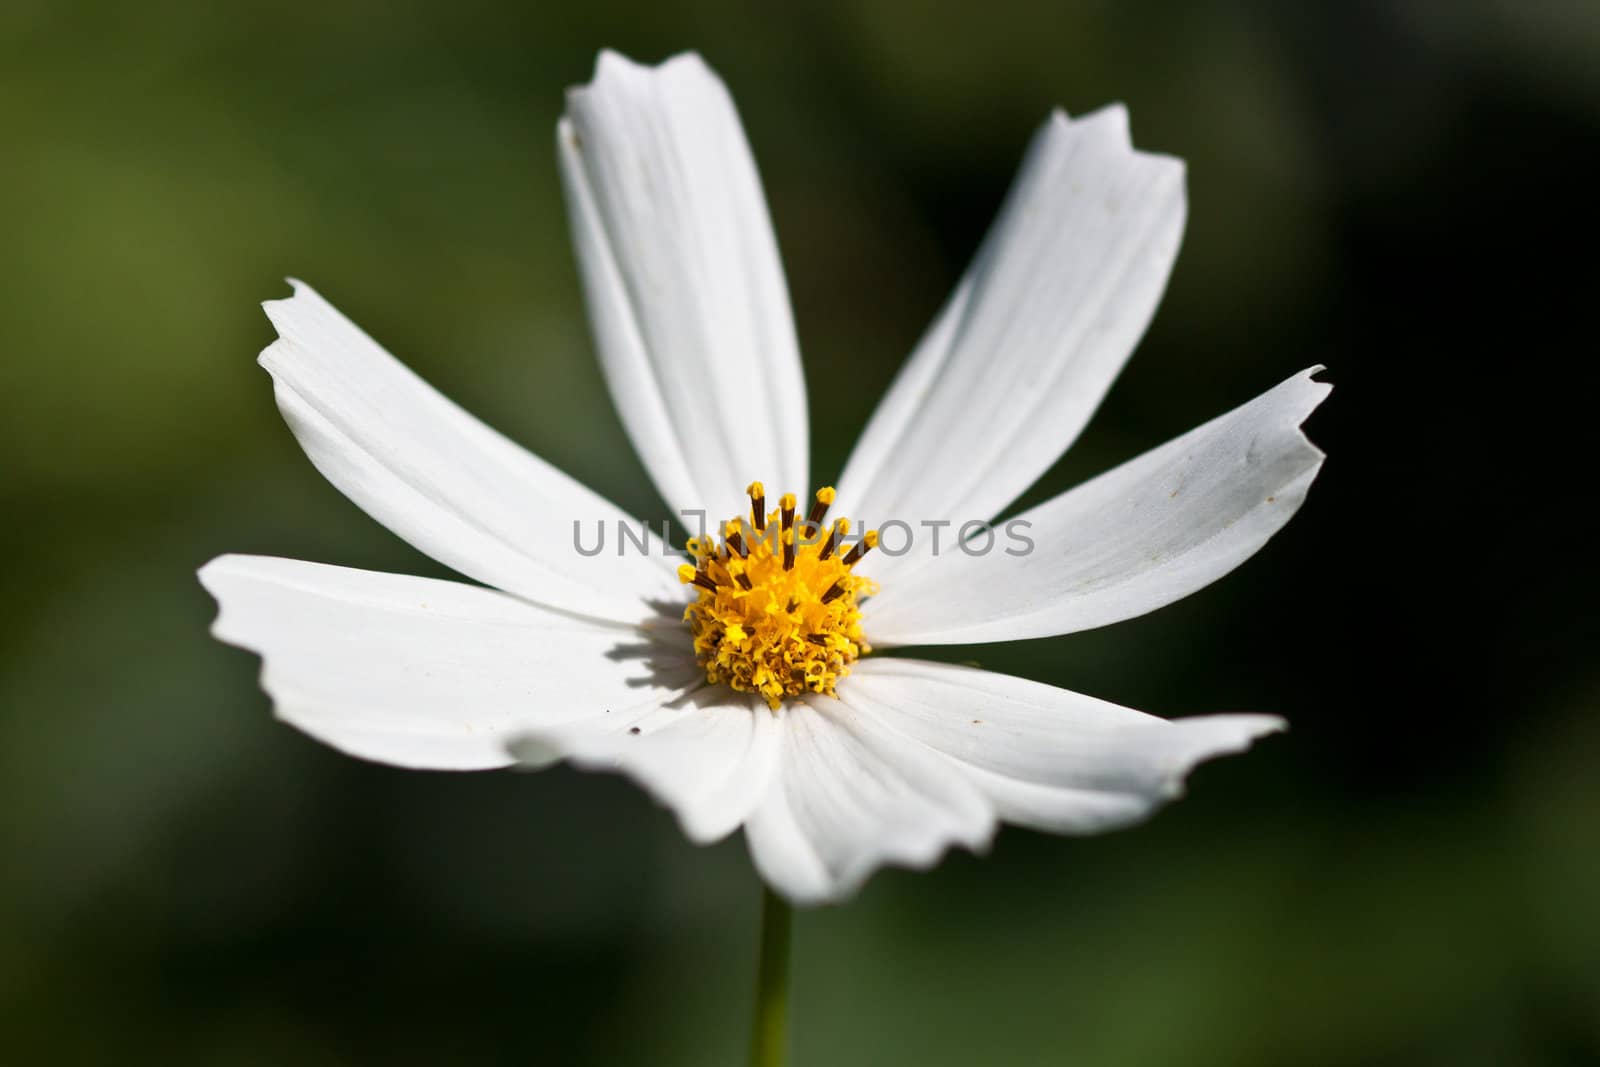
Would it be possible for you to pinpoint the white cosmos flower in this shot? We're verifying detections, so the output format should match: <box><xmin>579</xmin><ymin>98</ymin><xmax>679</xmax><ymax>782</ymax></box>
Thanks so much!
<box><xmin>199</xmin><ymin>50</ymin><xmax>1329</xmax><ymax>906</ymax></box>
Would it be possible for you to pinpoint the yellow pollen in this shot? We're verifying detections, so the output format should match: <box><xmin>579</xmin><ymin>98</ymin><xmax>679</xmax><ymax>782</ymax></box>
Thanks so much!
<box><xmin>678</xmin><ymin>483</ymin><xmax>878</xmax><ymax>710</ymax></box>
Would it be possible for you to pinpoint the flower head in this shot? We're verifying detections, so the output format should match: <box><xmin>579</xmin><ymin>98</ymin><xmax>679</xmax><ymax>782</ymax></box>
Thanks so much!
<box><xmin>679</xmin><ymin>484</ymin><xmax>880</xmax><ymax>708</ymax></box>
<box><xmin>200</xmin><ymin>50</ymin><xmax>1329</xmax><ymax>905</ymax></box>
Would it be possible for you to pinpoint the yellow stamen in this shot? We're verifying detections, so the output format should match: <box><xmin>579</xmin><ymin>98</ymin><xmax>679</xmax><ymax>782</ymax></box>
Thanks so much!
<box><xmin>723</xmin><ymin>519</ymin><xmax>749</xmax><ymax>559</ymax></box>
<box><xmin>804</xmin><ymin>486</ymin><xmax>835</xmax><ymax>539</ymax></box>
<box><xmin>817</xmin><ymin>517</ymin><xmax>849</xmax><ymax>562</ymax></box>
<box><xmin>681</xmin><ymin>483</ymin><xmax>879</xmax><ymax>710</ymax></box>
<box><xmin>779</xmin><ymin>494</ymin><xmax>797</xmax><ymax>570</ymax></box>
<box><xmin>841</xmin><ymin>529</ymin><xmax>879</xmax><ymax>567</ymax></box>
<box><xmin>747</xmin><ymin>481</ymin><xmax>766</xmax><ymax>529</ymax></box>
<box><xmin>676</xmin><ymin>563</ymin><xmax>718</xmax><ymax>593</ymax></box>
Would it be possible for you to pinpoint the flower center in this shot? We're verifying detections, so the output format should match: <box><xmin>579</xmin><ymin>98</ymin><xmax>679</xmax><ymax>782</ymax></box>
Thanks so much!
<box><xmin>677</xmin><ymin>482</ymin><xmax>880</xmax><ymax>709</ymax></box>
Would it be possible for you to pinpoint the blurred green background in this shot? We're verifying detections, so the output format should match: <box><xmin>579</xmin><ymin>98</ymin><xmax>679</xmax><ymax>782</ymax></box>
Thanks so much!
<box><xmin>3</xmin><ymin>1</ymin><xmax>1597</xmax><ymax>1063</ymax></box>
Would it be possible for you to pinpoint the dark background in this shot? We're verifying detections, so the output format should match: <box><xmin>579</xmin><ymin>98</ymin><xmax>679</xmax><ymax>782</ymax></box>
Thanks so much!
<box><xmin>2</xmin><ymin>1</ymin><xmax>1596</xmax><ymax>1063</ymax></box>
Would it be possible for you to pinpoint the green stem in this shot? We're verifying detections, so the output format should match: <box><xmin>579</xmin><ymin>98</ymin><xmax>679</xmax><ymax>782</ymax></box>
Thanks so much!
<box><xmin>749</xmin><ymin>884</ymin><xmax>792</xmax><ymax>1067</ymax></box>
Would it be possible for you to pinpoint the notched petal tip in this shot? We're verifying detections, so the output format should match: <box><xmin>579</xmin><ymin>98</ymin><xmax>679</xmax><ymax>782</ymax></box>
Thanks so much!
<box><xmin>261</xmin><ymin>277</ymin><xmax>310</xmax><ymax>314</ymax></box>
<box><xmin>823</xmin><ymin>825</ymin><xmax>996</xmax><ymax>907</ymax></box>
<box><xmin>1298</xmin><ymin>363</ymin><xmax>1334</xmax><ymax>395</ymax></box>
<box><xmin>1079</xmin><ymin>101</ymin><xmax>1131</xmax><ymax>145</ymax></box>
<box><xmin>196</xmin><ymin>553</ymin><xmax>244</xmax><ymax>638</ymax></box>
<box><xmin>581</xmin><ymin>48</ymin><xmax>645</xmax><ymax>94</ymax></box>
<box><xmin>259</xmin><ymin>278</ymin><xmax>327</xmax><ymax>348</ymax></box>
<box><xmin>1157</xmin><ymin>713</ymin><xmax>1288</xmax><ymax>800</ymax></box>
<box><xmin>196</xmin><ymin>554</ymin><xmax>292</xmax><ymax>647</ymax></box>
<box><xmin>506</xmin><ymin>695</ymin><xmax>774</xmax><ymax>850</ymax></box>
<box><xmin>571</xmin><ymin>48</ymin><xmax>713</xmax><ymax>102</ymax></box>
<box><xmin>773</xmin><ymin>819</ymin><xmax>996</xmax><ymax>909</ymax></box>
<box><xmin>195</xmin><ymin>552</ymin><xmax>231</xmax><ymax>588</ymax></box>
<box><xmin>1043</xmin><ymin>101</ymin><xmax>1184</xmax><ymax>173</ymax></box>
<box><xmin>1285</xmin><ymin>365</ymin><xmax>1335</xmax><ymax>463</ymax></box>
<box><xmin>1205</xmin><ymin>712</ymin><xmax>1289</xmax><ymax>747</ymax></box>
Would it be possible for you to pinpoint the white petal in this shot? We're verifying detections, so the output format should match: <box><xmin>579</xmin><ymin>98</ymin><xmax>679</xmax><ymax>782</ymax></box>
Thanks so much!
<box><xmin>261</xmin><ymin>280</ymin><xmax>680</xmax><ymax>625</ymax></box>
<box><xmin>865</xmin><ymin>368</ymin><xmax>1329</xmax><ymax>646</ymax></box>
<box><xmin>846</xmin><ymin>658</ymin><xmax>1283</xmax><ymax>834</ymax></box>
<box><xmin>836</xmin><ymin>106</ymin><xmax>1185</xmax><ymax>586</ymax></box>
<box><xmin>199</xmin><ymin>555</ymin><xmax>699</xmax><ymax>770</ymax></box>
<box><xmin>508</xmin><ymin>689</ymin><xmax>780</xmax><ymax>845</ymax></box>
<box><xmin>744</xmin><ymin>699</ymin><xmax>994</xmax><ymax>905</ymax></box>
<box><xmin>560</xmin><ymin>51</ymin><xmax>807</xmax><ymax>525</ymax></box>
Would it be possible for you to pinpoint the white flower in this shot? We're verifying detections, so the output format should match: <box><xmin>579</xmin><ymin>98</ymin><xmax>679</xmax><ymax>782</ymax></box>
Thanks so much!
<box><xmin>199</xmin><ymin>50</ymin><xmax>1329</xmax><ymax>906</ymax></box>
